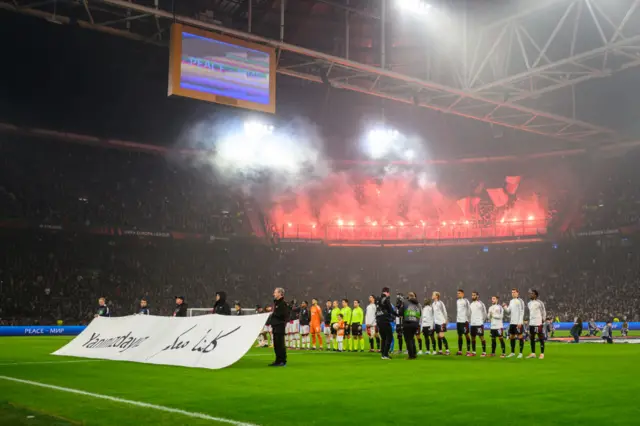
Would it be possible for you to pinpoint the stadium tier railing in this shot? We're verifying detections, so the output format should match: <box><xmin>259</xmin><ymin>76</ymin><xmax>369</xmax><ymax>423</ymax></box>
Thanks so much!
<box><xmin>277</xmin><ymin>219</ymin><xmax>548</xmax><ymax>243</ymax></box>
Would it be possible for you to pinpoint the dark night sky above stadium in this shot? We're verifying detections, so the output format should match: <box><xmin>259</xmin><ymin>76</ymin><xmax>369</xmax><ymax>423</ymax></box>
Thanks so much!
<box><xmin>2</xmin><ymin>9</ymin><xmax>640</xmax><ymax>161</ymax></box>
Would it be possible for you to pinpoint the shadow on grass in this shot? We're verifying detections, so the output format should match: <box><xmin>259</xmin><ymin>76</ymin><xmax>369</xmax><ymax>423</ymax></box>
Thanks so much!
<box><xmin>0</xmin><ymin>402</ymin><xmax>82</xmax><ymax>426</ymax></box>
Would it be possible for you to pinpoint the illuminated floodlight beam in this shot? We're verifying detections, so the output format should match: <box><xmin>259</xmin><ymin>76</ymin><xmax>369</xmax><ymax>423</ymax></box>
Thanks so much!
<box><xmin>396</xmin><ymin>0</ymin><xmax>432</xmax><ymax>15</ymax></box>
<box><xmin>243</xmin><ymin>121</ymin><xmax>274</xmax><ymax>139</ymax></box>
<box><xmin>365</xmin><ymin>128</ymin><xmax>400</xmax><ymax>159</ymax></box>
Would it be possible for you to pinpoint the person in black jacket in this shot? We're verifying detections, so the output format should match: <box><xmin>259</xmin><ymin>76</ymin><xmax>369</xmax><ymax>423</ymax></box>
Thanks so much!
<box><xmin>570</xmin><ymin>317</ymin><xmax>583</xmax><ymax>343</ymax></box>
<box><xmin>213</xmin><ymin>291</ymin><xmax>231</xmax><ymax>315</ymax></box>
<box><xmin>376</xmin><ymin>287</ymin><xmax>396</xmax><ymax>359</ymax></box>
<box><xmin>299</xmin><ymin>301</ymin><xmax>310</xmax><ymax>350</ymax></box>
<box><xmin>395</xmin><ymin>293</ymin><xmax>405</xmax><ymax>354</ymax></box>
<box><xmin>269</xmin><ymin>287</ymin><xmax>289</xmax><ymax>366</ymax></box>
<box><xmin>173</xmin><ymin>296</ymin><xmax>188</xmax><ymax>317</ymax></box>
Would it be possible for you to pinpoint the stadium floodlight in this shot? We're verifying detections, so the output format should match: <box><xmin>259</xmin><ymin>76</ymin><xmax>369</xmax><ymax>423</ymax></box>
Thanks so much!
<box><xmin>397</xmin><ymin>0</ymin><xmax>432</xmax><ymax>16</ymax></box>
<box><xmin>404</xmin><ymin>149</ymin><xmax>415</xmax><ymax>161</ymax></box>
<box><xmin>243</xmin><ymin>120</ymin><xmax>274</xmax><ymax>139</ymax></box>
<box><xmin>365</xmin><ymin>127</ymin><xmax>400</xmax><ymax>159</ymax></box>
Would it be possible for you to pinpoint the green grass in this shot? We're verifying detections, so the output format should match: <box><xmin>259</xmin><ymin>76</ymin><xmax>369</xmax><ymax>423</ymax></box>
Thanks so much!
<box><xmin>0</xmin><ymin>403</ymin><xmax>77</xmax><ymax>426</ymax></box>
<box><xmin>1</xmin><ymin>334</ymin><xmax>639</xmax><ymax>425</ymax></box>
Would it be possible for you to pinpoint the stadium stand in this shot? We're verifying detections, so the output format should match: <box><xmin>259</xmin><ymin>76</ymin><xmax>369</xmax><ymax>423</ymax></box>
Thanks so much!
<box><xmin>1</xmin><ymin>133</ymin><xmax>639</xmax><ymax>327</ymax></box>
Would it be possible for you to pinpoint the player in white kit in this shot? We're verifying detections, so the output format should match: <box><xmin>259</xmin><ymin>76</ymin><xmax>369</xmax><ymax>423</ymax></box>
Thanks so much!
<box><xmin>503</xmin><ymin>288</ymin><xmax>526</xmax><ymax>358</ymax></box>
<box><xmin>365</xmin><ymin>295</ymin><xmax>380</xmax><ymax>352</ymax></box>
<box><xmin>469</xmin><ymin>291</ymin><xmax>487</xmax><ymax>357</ymax></box>
<box><xmin>432</xmin><ymin>291</ymin><xmax>450</xmax><ymax>355</ymax></box>
<box><xmin>488</xmin><ymin>296</ymin><xmax>506</xmax><ymax>358</ymax></box>
<box><xmin>455</xmin><ymin>289</ymin><xmax>472</xmax><ymax>355</ymax></box>
<box><xmin>421</xmin><ymin>298</ymin><xmax>436</xmax><ymax>355</ymax></box>
<box><xmin>527</xmin><ymin>289</ymin><xmax>547</xmax><ymax>359</ymax></box>
<box><xmin>263</xmin><ymin>306</ymin><xmax>273</xmax><ymax>347</ymax></box>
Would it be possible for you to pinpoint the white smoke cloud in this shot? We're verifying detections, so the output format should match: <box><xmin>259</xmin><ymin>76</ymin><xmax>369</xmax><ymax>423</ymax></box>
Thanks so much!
<box><xmin>175</xmin><ymin>116</ymin><xmax>439</xmax><ymax>226</ymax></box>
<box><xmin>176</xmin><ymin>116</ymin><xmax>330</xmax><ymax>204</ymax></box>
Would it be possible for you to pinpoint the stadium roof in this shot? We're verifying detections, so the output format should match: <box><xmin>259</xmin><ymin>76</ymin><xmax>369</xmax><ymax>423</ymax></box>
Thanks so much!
<box><xmin>2</xmin><ymin>0</ymin><xmax>640</xmax><ymax>157</ymax></box>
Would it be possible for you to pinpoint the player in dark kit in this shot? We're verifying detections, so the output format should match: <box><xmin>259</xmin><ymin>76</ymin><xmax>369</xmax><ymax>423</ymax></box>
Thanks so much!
<box><xmin>298</xmin><ymin>301</ymin><xmax>311</xmax><ymax>350</ymax></box>
<box><xmin>95</xmin><ymin>297</ymin><xmax>110</xmax><ymax>318</ymax></box>
<box><xmin>323</xmin><ymin>300</ymin><xmax>333</xmax><ymax>351</ymax></box>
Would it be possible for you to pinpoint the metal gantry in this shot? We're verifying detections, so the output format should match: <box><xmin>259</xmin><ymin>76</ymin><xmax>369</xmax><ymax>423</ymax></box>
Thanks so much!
<box><xmin>464</xmin><ymin>0</ymin><xmax>640</xmax><ymax>102</ymax></box>
<box><xmin>2</xmin><ymin>0</ymin><xmax>639</xmax><ymax>145</ymax></box>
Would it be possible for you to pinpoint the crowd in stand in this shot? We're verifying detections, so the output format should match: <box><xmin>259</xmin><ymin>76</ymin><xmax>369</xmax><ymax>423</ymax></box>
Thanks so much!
<box><xmin>0</xmin><ymin>232</ymin><xmax>272</xmax><ymax>324</ymax></box>
<box><xmin>0</xmin><ymin>135</ymin><xmax>639</xmax><ymax>326</ymax></box>
<box><xmin>0</xmin><ymin>135</ymin><xmax>250</xmax><ymax>236</ymax></box>
<box><xmin>1</xmin><ymin>231</ymin><xmax>638</xmax><ymax>326</ymax></box>
<box><xmin>577</xmin><ymin>152</ymin><xmax>640</xmax><ymax>231</ymax></box>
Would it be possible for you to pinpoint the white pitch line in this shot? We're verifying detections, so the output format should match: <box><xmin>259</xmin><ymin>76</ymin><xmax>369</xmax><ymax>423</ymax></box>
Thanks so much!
<box><xmin>0</xmin><ymin>375</ymin><xmax>260</xmax><ymax>426</ymax></box>
<box><xmin>0</xmin><ymin>360</ymin><xmax>102</xmax><ymax>367</ymax></box>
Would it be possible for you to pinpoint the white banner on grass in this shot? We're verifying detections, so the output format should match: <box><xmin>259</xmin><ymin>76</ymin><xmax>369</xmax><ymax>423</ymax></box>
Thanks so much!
<box><xmin>52</xmin><ymin>313</ymin><xmax>270</xmax><ymax>369</ymax></box>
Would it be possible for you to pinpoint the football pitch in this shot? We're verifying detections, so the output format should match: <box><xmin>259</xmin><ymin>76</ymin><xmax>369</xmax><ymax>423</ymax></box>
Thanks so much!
<box><xmin>1</xmin><ymin>335</ymin><xmax>639</xmax><ymax>426</ymax></box>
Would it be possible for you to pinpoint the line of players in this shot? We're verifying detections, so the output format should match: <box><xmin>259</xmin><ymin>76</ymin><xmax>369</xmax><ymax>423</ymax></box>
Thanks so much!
<box><xmin>258</xmin><ymin>288</ymin><xmax>548</xmax><ymax>359</ymax></box>
<box><xmin>258</xmin><ymin>298</ymin><xmax>371</xmax><ymax>352</ymax></box>
<box><xmin>445</xmin><ymin>288</ymin><xmax>548</xmax><ymax>359</ymax></box>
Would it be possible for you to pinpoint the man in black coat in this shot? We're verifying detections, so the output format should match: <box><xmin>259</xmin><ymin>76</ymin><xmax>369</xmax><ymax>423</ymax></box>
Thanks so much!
<box><xmin>173</xmin><ymin>296</ymin><xmax>188</xmax><ymax>317</ymax></box>
<box><xmin>269</xmin><ymin>287</ymin><xmax>289</xmax><ymax>366</ymax></box>
<box><xmin>375</xmin><ymin>287</ymin><xmax>396</xmax><ymax>359</ymax></box>
<box><xmin>213</xmin><ymin>291</ymin><xmax>231</xmax><ymax>315</ymax></box>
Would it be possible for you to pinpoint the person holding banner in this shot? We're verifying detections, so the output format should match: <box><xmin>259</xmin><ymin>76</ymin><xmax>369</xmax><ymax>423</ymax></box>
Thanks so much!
<box><xmin>269</xmin><ymin>287</ymin><xmax>289</xmax><ymax>367</ymax></box>
<box><xmin>213</xmin><ymin>292</ymin><xmax>231</xmax><ymax>315</ymax></box>
<box><xmin>137</xmin><ymin>298</ymin><xmax>150</xmax><ymax>315</ymax></box>
<box><xmin>173</xmin><ymin>296</ymin><xmax>187</xmax><ymax>317</ymax></box>
<box><xmin>95</xmin><ymin>297</ymin><xmax>110</xmax><ymax>318</ymax></box>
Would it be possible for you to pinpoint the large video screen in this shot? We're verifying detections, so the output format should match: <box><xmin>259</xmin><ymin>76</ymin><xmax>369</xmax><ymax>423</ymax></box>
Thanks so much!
<box><xmin>168</xmin><ymin>24</ymin><xmax>276</xmax><ymax>114</ymax></box>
